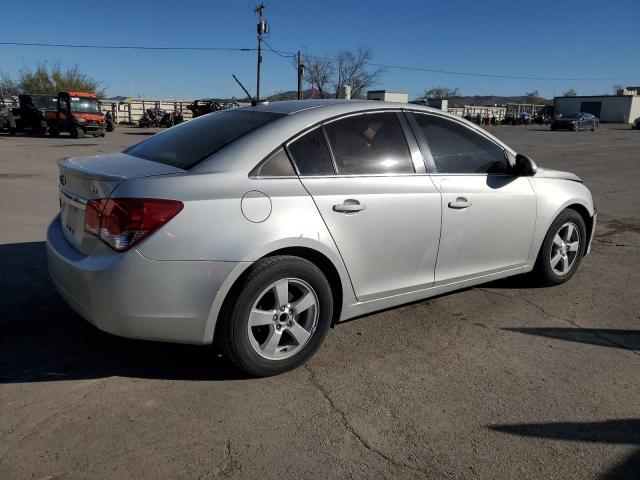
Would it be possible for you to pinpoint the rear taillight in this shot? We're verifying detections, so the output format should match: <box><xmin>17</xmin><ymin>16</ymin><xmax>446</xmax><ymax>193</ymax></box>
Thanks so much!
<box><xmin>84</xmin><ymin>198</ymin><xmax>183</xmax><ymax>252</ymax></box>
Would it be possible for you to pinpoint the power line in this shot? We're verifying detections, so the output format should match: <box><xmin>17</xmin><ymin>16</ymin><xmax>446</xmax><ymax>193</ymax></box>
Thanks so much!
<box><xmin>0</xmin><ymin>41</ymin><xmax>256</xmax><ymax>52</ymax></box>
<box><xmin>363</xmin><ymin>61</ymin><xmax>638</xmax><ymax>82</ymax></box>
<box><xmin>262</xmin><ymin>40</ymin><xmax>296</xmax><ymax>58</ymax></box>
<box><xmin>1</xmin><ymin>41</ymin><xmax>637</xmax><ymax>82</ymax></box>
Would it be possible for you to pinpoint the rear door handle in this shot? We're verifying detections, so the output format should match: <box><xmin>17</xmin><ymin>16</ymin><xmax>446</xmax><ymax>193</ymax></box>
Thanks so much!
<box><xmin>448</xmin><ymin>197</ymin><xmax>472</xmax><ymax>209</ymax></box>
<box><xmin>333</xmin><ymin>199</ymin><xmax>366</xmax><ymax>213</ymax></box>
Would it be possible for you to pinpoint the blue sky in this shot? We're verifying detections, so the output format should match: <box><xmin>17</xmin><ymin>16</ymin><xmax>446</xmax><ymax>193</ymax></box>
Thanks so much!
<box><xmin>1</xmin><ymin>0</ymin><xmax>639</xmax><ymax>99</ymax></box>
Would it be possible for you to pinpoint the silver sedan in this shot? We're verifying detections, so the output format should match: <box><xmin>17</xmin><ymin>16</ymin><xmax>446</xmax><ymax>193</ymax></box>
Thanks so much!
<box><xmin>47</xmin><ymin>100</ymin><xmax>596</xmax><ymax>376</ymax></box>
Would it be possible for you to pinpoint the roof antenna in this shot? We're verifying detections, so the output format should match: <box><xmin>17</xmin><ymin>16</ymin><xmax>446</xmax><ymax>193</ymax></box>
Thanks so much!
<box><xmin>233</xmin><ymin>74</ymin><xmax>257</xmax><ymax>106</ymax></box>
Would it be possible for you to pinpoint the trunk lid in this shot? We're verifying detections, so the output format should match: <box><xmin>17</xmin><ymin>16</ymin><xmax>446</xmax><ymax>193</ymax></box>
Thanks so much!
<box><xmin>57</xmin><ymin>152</ymin><xmax>183</xmax><ymax>254</ymax></box>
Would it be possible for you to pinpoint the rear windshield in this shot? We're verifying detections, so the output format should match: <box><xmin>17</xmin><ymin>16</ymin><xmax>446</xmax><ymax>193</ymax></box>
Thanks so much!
<box><xmin>560</xmin><ymin>113</ymin><xmax>580</xmax><ymax>119</ymax></box>
<box><xmin>124</xmin><ymin>109</ymin><xmax>284</xmax><ymax>169</ymax></box>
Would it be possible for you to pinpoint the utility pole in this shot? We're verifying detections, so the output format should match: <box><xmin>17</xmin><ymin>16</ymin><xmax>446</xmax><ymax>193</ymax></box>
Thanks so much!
<box><xmin>297</xmin><ymin>51</ymin><xmax>304</xmax><ymax>100</ymax></box>
<box><xmin>255</xmin><ymin>3</ymin><xmax>268</xmax><ymax>103</ymax></box>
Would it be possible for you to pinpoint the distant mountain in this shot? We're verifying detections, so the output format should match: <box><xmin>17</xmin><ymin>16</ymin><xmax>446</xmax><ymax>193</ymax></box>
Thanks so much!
<box><xmin>265</xmin><ymin>89</ymin><xmax>336</xmax><ymax>101</ymax></box>
<box><xmin>264</xmin><ymin>91</ymin><xmax>553</xmax><ymax>106</ymax></box>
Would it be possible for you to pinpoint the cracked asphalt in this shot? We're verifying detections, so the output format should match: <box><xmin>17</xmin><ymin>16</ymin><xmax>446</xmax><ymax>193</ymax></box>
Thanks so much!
<box><xmin>1</xmin><ymin>124</ymin><xmax>639</xmax><ymax>479</ymax></box>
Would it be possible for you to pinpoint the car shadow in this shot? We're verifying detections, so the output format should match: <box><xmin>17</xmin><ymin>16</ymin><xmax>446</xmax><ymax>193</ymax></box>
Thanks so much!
<box><xmin>502</xmin><ymin>327</ymin><xmax>640</xmax><ymax>351</ymax></box>
<box><xmin>123</xmin><ymin>131</ymin><xmax>157</xmax><ymax>136</ymax></box>
<box><xmin>489</xmin><ymin>419</ymin><xmax>640</xmax><ymax>480</ymax></box>
<box><xmin>0</xmin><ymin>241</ymin><xmax>249</xmax><ymax>384</ymax></box>
<box><xmin>482</xmin><ymin>274</ymin><xmax>547</xmax><ymax>289</ymax></box>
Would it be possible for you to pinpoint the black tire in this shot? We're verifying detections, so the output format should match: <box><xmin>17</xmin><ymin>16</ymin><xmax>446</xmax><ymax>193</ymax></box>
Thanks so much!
<box><xmin>70</xmin><ymin>127</ymin><xmax>84</xmax><ymax>139</ymax></box>
<box><xmin>218</xmin><ymin>255</ymin><xmax>333</xmax><ymax>377</ymax></box>
<box><xmin>49</xmin><ymin>127</ymin><xmax>59</xmax><ymax>137</ymax></box>
<box><xmin>573</xmin><ymin>122</ymin><xmax>580</xmax><ymax>131</ymax></box>
<box><xmin>8</xmin><ymin>127</ymin><xmax>17</xmax><ymax>136</ymax></box>
<box><xmin>591</xmin><ymin>122</ymin><xmax>598</xmax><ymax>131</ymax></box>
<box><xmin>532</xmin><ymin>209</ymin><xmax>587</xmax><ymax>286</ymax></box>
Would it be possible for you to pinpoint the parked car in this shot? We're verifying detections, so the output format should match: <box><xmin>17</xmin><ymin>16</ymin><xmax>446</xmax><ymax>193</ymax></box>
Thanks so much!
<box><xmin>0</xmin><ymin>106</ymin><xmax>12</xmax><ymax>131</ymax></box>
<box><xmin>6</xmin><ymin>94</ymin><xmax>56</xmax><ymax>135</ymax></box>
<box><xmin>187</xmin><ymin>98</ymin><xmax>239</xmax><ymax>118</ymax></box>
<box><xmin>551</xmin><ymin>112</ymin><xmax>599</xmax><ymax>131</ymax></box>
<box><xmin>46</xmin><ymin>92</ymin><xmax>106</xmax><ymax>138</ymax></box>
<box><xmin>632</xmin><ymin>117</ymin><xmax>640</xmax><ymax>130</ymax></box>
<box><xmin>47</xmin><ymin>100</ymin><xmax>596</xmax><ymax>376</ymax></box>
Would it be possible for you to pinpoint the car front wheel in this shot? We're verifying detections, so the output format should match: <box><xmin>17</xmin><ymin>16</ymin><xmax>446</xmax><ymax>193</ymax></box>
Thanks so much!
<box><xmin>218</xmin><ymin>256</ymin><xmax>333</xmax><ymax>377</ymax></box>
<box><xmin>533</xmin><ymin>209</ymin><xmax>587</xmax><ymax>285</ymax></box>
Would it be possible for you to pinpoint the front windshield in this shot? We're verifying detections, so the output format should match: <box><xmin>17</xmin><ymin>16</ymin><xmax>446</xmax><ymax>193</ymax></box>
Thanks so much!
<box><xmin>70</xmin><ymin>97</ymin><xmax>101</xmax><ymax>114</ymax></box>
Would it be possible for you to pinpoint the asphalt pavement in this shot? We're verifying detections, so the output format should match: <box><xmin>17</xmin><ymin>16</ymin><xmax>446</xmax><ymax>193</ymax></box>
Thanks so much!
<box><xmin>1</xmin><ymin>124</ymin><xmax>638</xmax><ymax>479</ymax></box>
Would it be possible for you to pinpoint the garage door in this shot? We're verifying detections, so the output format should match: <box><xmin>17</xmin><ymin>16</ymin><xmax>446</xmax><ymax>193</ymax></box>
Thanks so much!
<box><xmin>581</xmin><ymin>101</ymin><xmax>602</xmax><ymax>117</ymax></box>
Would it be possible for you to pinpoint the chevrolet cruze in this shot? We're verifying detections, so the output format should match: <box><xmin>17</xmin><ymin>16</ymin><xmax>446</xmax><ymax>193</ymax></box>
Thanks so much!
<box><xmin>47</xmin><ymin>100</ymin><xmax>596</xmax><ymax>376</ymax></box>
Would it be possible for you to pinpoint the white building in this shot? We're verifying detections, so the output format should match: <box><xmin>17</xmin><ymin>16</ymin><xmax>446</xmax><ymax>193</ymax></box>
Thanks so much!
<box><xmin>367</xmin><ymin>90</ymin><xmax>409</xmax><ymax>103</ymax></box>
<box><xmin>554</xmin><ymin>90</ymin><xmax>640</xmax><ymax>123</ymax></box>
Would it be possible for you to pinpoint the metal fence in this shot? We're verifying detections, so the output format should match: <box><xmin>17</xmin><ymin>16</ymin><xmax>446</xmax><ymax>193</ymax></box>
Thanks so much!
<box><xmin>99</xmin><ymin>99</ymin><xmax>194</xmax><ymax>124</ymax></box>
<box><xmin>447</xmin><ymin>105</ymin><xmax>507</xmax><ymax>121</ymax></box>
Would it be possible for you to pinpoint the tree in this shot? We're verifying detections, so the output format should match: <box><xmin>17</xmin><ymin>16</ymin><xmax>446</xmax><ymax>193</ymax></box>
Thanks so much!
<box><xmin>421</xmin><ymin>86</ymin><xmax>460</xmax><ymax>99</ymax></box>
<box><xmin>525</xmin><ymin>90</ymin><xmax>542</xmax><ymax>104</ymax></box>
<box><xmin>563</xmin><ymin>88</ymin><xmax>577</xmax><ymax>97</ymax></box>
<box><xmin>301</xmin><ymin>46</ymin><xmax>384</xmax><ymax>99</ymax></box>
<box><xmin>333</xmin><ymin>47</ymin><xmax>385</xmax><ymax>99</ymax></box>
<box><xmin>613</xmin><ymin>84</ymin><xmax>624</xmax><ymax>95</ymax></box>
<box><xmin>0</xmin><ymin>71</ymin><xmax>19</xmax><ymax>97</ymax></box>
<box><xmin>17</xmin><ymin>62</ymin><xmax>105</xmax><ymax>97</ymax></box>
<box><xmin>301</xmin><ymin>51</ymin><xmax>334</xmax><ymax>99</ymax></box>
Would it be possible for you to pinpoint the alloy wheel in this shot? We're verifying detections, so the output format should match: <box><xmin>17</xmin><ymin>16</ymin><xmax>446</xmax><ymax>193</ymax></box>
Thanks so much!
<box><xmin>247</xmin><ymin>278</ymin><xmax>319</xmax><ymax>360</ymax></box>
<box><xmin>550</xmin><ymin>222</ymin><xmax>581</xmax><ymax>275</ymax></box>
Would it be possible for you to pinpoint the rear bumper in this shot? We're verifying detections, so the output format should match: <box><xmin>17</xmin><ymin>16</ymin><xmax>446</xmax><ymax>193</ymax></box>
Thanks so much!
<box><xmin>46</xmin><ymin>215</ymin><xmax>238</xmax><ymax>344</ymax></box>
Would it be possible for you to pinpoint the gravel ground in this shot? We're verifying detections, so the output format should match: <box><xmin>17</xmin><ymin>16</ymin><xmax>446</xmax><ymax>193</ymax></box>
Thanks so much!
<box><xmin>1</xmin><ymin>124</ymin><xmax>639</xmax><ymax>479</ymax></box>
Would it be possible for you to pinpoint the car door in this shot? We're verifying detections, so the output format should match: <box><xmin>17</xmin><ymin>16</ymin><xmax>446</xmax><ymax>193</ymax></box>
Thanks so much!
<box><xmin>408</xmin><ymin>112</ymin><xmax>536</xmax><ymax>284</ymax></box>
<box><xmin>286</xmin><ymin>111</ymin><xmax>442</xmax><ymax>302</ymax></box>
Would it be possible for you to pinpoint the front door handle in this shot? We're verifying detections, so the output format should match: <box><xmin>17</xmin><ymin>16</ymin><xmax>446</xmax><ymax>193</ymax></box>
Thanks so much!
<box><xmin>448</xmin><ymin>197</ymin><xmax>472</xmax><ymax>209</ymax></box>
<box><xmin>333</xmin><ymin>199</ymin><xmax>366</xmax><ymax>213</ymax></box>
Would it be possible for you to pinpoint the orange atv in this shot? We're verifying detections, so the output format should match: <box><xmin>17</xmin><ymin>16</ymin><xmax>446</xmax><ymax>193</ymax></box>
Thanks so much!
<box><xmin>46</xmin><ymin>92</ymin><xmax>106</xmax><ymax>138</ymax></box>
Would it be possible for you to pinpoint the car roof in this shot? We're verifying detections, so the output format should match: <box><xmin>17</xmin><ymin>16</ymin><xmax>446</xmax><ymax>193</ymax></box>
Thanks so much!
<box><xmin>246</xmin><ymin>98</ymin><xmax>439</xmax><ymax>115</ymax></box>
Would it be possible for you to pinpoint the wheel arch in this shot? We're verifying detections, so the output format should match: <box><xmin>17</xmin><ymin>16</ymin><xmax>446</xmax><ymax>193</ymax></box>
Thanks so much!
<box><xmin>203</xmin><ymin>244</ymin><xmax>351</xmax><ymax>344</ymax></box>
<box><xmin>565</xmin><ymin>202</ymin><xmax>594</xmax><ymax>244</ymax></box>
<box><xmin>530</xmin><ymin>198</ymin><xmax>595</xmax><ymax>266</ymax></box>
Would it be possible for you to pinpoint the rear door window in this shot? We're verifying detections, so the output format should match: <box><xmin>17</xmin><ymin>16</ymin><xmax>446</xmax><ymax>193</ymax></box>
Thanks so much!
<box><xmin>250</xmin><ymin>148</ymin><xmax>296</xmax><ymax>177</ymax></box>
<box><xmin>323</xmin><ymin>112</ymin><xmax>414</xmax><ymax>175</ymax></box>
<box><xmin>124</xmin><ymin>109</ymin><xmax>283</xmax><ymax>169</ymax></box>
<box><xmin>286</xmin><ymin>128</ymin><xmax>335</xmax><ymax>176</ymax></box>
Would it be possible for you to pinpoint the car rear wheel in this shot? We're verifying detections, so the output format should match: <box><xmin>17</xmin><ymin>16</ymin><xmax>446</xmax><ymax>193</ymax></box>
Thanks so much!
<box><xmin>218</xmin><ymin>256</ymin><xmax>333</xmax><ymax>377</ymax></box>
<box><xmin>573</xmin><ymin>122</ymin><xmax>580</xmax><ymax>131</ymax></box>
<box><xmin>533</xmin><ymin>209</ymin><xmax>586</xmax><ymax>286</ymax></box>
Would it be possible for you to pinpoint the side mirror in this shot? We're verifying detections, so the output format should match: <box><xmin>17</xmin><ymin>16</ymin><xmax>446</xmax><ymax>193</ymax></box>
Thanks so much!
<box><xmin>514</xmin><ymin>154</ymin><xmax>538</xmax><ymax>176</ymax></box>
